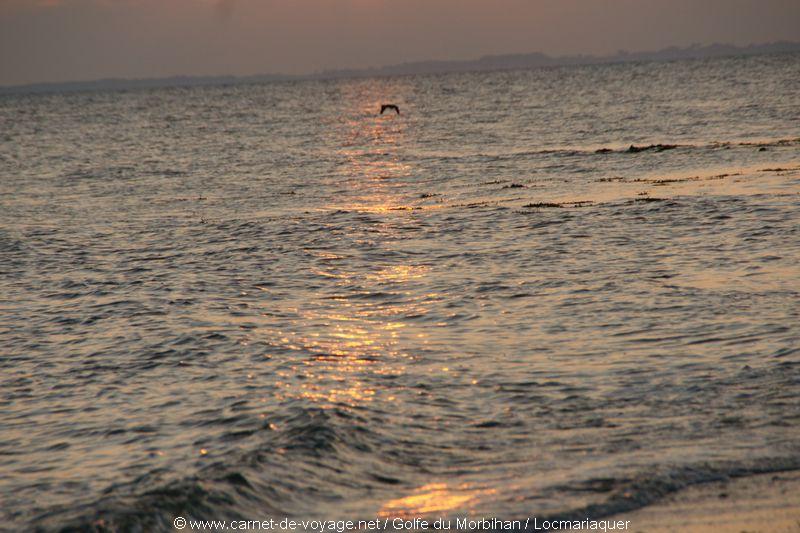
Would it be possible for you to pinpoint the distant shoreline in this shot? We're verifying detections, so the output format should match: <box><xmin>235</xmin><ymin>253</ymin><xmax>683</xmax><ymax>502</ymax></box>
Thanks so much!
<box><xmin>2</xmin><ymin>41</ymin><xmax>799</xmax><ymax>96</ymax></box>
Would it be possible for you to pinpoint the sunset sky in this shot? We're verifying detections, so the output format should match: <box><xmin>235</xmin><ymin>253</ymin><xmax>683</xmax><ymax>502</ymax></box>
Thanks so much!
<box><xmin>1</xmin><ymin>0</ymin><xmax>799</xmax><ymax>86</ymax></box>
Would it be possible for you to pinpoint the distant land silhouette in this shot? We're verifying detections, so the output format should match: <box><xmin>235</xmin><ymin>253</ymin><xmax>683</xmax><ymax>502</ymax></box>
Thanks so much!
<box><xmin>2</xmin><ymin>41</ymin><xmax>799</xmax><ymax>95</ymax></box>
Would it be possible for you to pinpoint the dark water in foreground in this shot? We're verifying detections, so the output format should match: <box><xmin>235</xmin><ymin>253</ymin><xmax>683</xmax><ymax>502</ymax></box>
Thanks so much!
<box><xmin>1</xmin><ymin>53</ymin><xmax>800</xmax><ymax>531</ymax></box>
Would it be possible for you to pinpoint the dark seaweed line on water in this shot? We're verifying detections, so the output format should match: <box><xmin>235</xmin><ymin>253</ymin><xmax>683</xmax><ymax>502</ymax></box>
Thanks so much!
<box><xmin>423</xmin><ymin>165</ymin><xmax>800</xmax><ymax>213</ymax></box>
<box><xmin>596</xmin><ymin>137</ymin><xmax>800</xmax><ymax>154</ymax></box>
<box><xmin>425</xmin><ymin>137</ymin><xmax>800</xmax><ymax>162</ymax></box>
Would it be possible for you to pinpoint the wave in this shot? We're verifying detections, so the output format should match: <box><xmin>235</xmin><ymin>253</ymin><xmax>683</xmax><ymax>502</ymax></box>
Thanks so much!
<box><xmin>31</xmin><ymin>418</ymin><xmax>800</xmax><ymax>532</ymax></box>
<box><xmin>32</xmin><ymin>407</ymin><xmax>394</xmax><ymax>532</ymax></box>
<box><xmin>544</xmin><ymin>456</ymin><xmax>800</xmax><ymax>525</ymax></box>
<box><xmin>37</xmin><ymin>459</ymin><xmax>800</xmax><ymax>532</ymax></box>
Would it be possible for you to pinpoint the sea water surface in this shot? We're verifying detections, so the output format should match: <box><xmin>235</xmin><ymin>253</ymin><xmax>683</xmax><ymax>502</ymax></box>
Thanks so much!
<box><xmin>1</xmin><ymin>53</ymin><xmax>800</xmax><ymax>531</ymax></box>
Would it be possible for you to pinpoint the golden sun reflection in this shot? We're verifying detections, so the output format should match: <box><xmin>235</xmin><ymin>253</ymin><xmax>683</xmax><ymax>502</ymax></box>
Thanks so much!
<box><xmin>262</xmin><ymin>80</ymin><xmax>431</xmax><ymax>410</ymax></box>
<box><xmin>270</xmin><ymin>310</ymin><xmax>410</xmax><ymax>409</ymax></box>
<box><xmin>325</xmin><ymin>79</ymin><xmax>421</xmax><ymax>214</ymax></box>
<box><xmin>379</xmin><ymin>483</ymin><xmax>493</xmax><ymax>518</ymax></box>
<box><xmin>274</xmin><ymin>355</ymin><xmax>379</xmax><ymax>407</ymax></box>
<box><xmin>332</xmin><ymin>156</ymin><xmax>416</xmax><ymax>214</ymax></box>
<box><xmin>368</xmin><ymin>265</ymin><xmax>429</xmax><ymax>283</ymax></box>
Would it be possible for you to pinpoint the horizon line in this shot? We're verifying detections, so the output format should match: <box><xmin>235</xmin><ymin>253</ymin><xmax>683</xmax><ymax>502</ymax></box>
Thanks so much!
<box><xmin>3</xmin><ymin>40</ymin><xmax>799</xmax><ymax>95</ymax></box>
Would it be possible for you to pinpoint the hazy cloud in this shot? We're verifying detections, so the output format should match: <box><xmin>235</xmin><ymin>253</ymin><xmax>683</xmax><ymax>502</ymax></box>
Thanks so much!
<box><xmin>1</xmin><ymin>0</ymin><xmax>799</xmax><ymax>85</ymax></box>
<box><xmin>213</xmin><ymin>0</ymin><xmax>236</xmax><ymax>21</ymax></box>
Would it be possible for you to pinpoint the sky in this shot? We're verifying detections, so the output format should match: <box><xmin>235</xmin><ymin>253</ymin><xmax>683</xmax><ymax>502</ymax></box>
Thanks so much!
<box><xmin>1</xmin><ymin>0</ymin><xmax>799</xmax><ymax>86</ymax></box>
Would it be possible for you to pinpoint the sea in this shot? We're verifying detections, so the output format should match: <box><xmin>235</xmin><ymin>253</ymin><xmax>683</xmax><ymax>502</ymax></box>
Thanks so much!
<box><xmin>1</xmin><ymin>52</ymin><xmax>799</xmax><ymax>531</ymax></box>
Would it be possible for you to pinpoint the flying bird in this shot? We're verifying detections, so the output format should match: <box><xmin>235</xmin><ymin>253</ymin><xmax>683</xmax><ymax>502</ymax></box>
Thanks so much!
<box><xmin>380</xmin><ymin>104</ymin><xmax>400</xmax><ymax>115</ymax></box>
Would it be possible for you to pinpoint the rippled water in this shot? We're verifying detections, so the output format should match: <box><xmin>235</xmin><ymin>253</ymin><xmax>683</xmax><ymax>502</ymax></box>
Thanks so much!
<box><xmin>1</xmin><ymin>53</ymin><xmax>800</xmax><ymax>531</ymax></box>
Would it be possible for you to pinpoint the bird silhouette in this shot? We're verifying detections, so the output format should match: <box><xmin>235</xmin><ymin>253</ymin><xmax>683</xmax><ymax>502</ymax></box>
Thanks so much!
<box><xmin>380</xmin><ymin>104</ymin><xmax>400</xmax><ymax>115</ymax></box>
